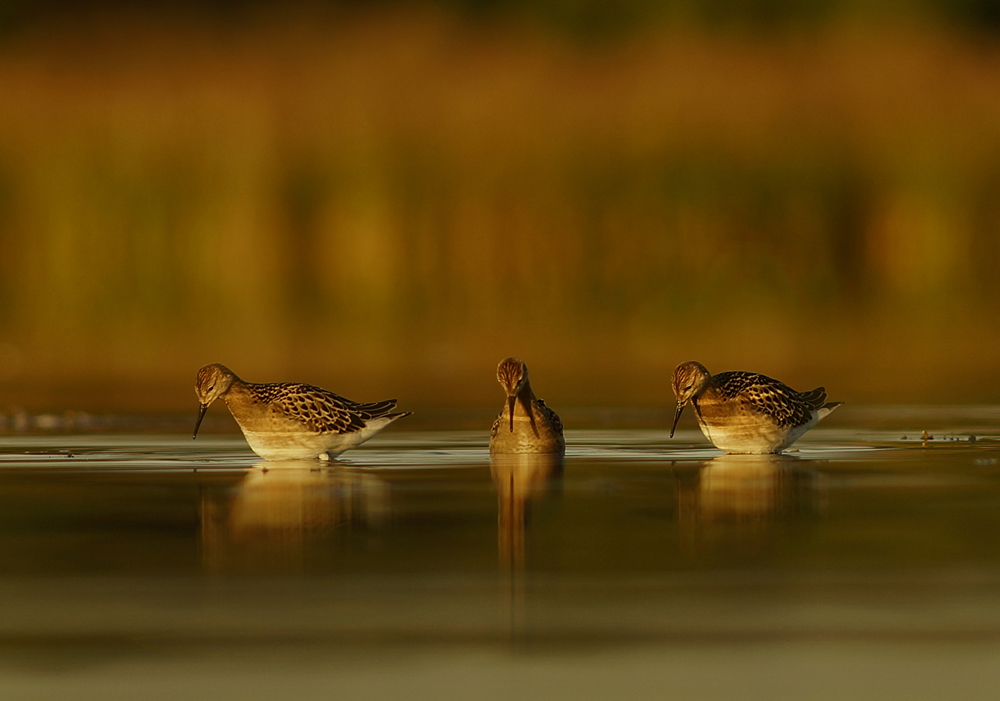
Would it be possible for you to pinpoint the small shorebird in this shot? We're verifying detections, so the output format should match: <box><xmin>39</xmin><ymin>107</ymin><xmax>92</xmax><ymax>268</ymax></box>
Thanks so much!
<box><xmin>670</xmin><ymin>361</ymin><xmax>841</xmax><ymax>454</ymax></box>
<box><xmin>489</xmin><ymin>357</ymin><xmax>565</xmax><ymax>455</ymax></box>
<box><xmin>192</xmin><ymin>363</ymin><xmax>410</xmax><ymax>461</ymax></box>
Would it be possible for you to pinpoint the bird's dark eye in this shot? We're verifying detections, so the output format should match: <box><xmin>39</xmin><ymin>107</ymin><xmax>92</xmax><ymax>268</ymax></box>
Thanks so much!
<box><xmin>208</xmin><ymin>385</ymin><xmax>215</xmax><ymax>392</ymax></box>
<box><xmin>685</xmin><ymin>385</ymin><xmax>692</xmax><ymax>390</ymax></box>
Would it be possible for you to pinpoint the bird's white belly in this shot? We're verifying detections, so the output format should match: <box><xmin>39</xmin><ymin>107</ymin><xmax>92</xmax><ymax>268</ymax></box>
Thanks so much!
<box><xmin>239</xmin><ymin>416</ymin><xmax>400</xmax><ymax>460</ymax></box>
<box><xmin>240</xmin><ymin>431</ymin><xmax>334</xmax><ymax>460</ymax></box>
<box><xmin>239</xmin><ymin>429</ymin><xmax>368</xmax><ymax>461</ymax></box>
<box><xmin>698</xmin><ymin>413</ymin><xmax>819</xmax><ymax>455</ymax></box>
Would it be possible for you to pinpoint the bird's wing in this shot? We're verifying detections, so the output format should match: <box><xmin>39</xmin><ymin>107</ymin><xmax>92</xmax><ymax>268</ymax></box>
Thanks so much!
<box><xmin>351</xmin><ymin>398</ymin><xmax>403</xmax><ymax>417</ymax></box>
<box><xmin>536</xmin><ymin>399</ymin><xmax>564</xmax><ymax>436</ymax></box>
<box><xmin>249</xmin><ymin>382</ymin><xmax>395</xmax><ymax>434</ymax></box>
<box><xmin>712</xmin><ymin>372</ymin><xmax>817</xmax><ymax>428</ymax></box>
<box><xmin>797</xmin><ymin>386</ymin><xmax>829</xmax><ymax>409</ymax></box>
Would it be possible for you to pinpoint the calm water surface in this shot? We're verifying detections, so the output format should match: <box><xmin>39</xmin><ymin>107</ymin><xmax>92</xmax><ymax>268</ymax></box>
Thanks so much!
<box><xmin>2</xmin><ymin>407</ymin><xmax>1000</xmax><ymax>699</ymax></box>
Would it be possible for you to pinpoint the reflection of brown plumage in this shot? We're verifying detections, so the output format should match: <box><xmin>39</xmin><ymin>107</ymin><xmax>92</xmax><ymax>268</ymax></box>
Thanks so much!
<box><xmin>697</xmin><ymin>455</ymin><xmax>818</xmax><ymax>520</ymax></box>
<box><xmin>676</xmin><ymin>454</ymin><xmax>823</xmax><ymax>554</ymax></box>
<box><xmin>491</xmin><ymin>453</ymin><xmax>564</xmax><ymax>571</ymax></box>
<box><xmin>200</xmin><ymin>462</ymin><xmax>388</xmax><ymax>572</ymax></box>
<box><xmin>489</xmin><ymin>358</ymin><xmax>565</xmax><ymax>455</ymax></box>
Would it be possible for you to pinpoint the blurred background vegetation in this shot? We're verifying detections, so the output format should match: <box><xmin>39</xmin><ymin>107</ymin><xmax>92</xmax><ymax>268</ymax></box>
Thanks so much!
<box><xmin>1</xmin><ymin>0</ymin><xmax>1000</xmax><ymax>414</ymax></box>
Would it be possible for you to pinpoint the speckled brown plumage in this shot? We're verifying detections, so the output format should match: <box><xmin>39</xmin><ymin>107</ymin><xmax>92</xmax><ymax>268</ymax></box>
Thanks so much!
<box><xmin>670</xmin><ymin>361</ymin><xmax>840</xmax><ymax>454</ymax></box>
<box><xmin>489</xmin><ymin>357</ymin><xmax>564</xmax><ymax>455</ymax></box>
<box><xmin>245</xmin><ymin>382</ymin><xmax>401</xmax><ymax>434</ymax></box>
<box><xmin>709</xmin><ymin>371</ymin><xmax>827</xmax><ymax>429</ymax></box>
<box><xmin>193</xmin><ymin>363</ymin><xmax>410</xmax><ymax>460</ymax></box>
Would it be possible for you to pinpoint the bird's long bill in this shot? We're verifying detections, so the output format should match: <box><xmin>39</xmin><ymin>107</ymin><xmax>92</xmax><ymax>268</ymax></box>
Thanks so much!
<box><xmin>192</xmin><ymin>403</ymin><xmax>209</xmax><ymax>440</ymax></box>
<box><xmin>519</xmin><ymin>394</ymin><xmax>539</xmax><ymax>437</ymax></box>
<box><xmin>508</xmin><ymin>395</ymin><xmax>516</xmax><ymax>432</ymax></box>
<box><xmin>670</xmin><ymin>402</ymin><xmax>685</xmax><ymax>439</ymax></box>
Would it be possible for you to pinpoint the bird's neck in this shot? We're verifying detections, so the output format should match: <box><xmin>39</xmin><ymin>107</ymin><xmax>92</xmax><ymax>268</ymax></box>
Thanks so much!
<box><xmin>221</xmin><ymin>378</ymin><xmax>249</xmax><ymax>404</ymax></box>
<box><xmin>516</xmin><ymin>381</ymin><xmax>537</xmax><ymax>404</ymax></box>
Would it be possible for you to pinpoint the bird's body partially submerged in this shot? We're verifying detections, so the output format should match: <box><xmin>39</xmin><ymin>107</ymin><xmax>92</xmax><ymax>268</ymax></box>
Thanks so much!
<box><xmin>670</xmin><ymin>361</ymin><xmax>841</xmax><ymax>454</ymax></box>
<box><xmin>193</xmin><ymin>364</ymin><xmax>410</xmax><ymax>460</ymax></box>
<box><xmin>489</xmin><ymin>357</ymin><xmax>564</xmax><ymax>455</ymax></box>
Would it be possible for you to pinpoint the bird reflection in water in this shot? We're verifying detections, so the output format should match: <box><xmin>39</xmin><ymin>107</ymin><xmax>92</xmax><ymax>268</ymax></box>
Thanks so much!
<box><xmin>200</xmin><ymin>461</ymin><xmax>388</xmax><ymax>573</ymax></box>
<box><xmin>675</xmin><ymin>453</ymin><xmax>824</xmax><ymax>555</ymax></box>
<box><xmin>490</xmin><ymin>453</ymin><xmax>564</xmax><ymax>637</ymax></box>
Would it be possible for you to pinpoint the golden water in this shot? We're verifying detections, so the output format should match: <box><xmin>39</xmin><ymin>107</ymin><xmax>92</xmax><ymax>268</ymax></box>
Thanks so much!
<box><xmin>1</xmin><ymin>407</ymin><xmax>999</xmax><ymax>698</ymax></box>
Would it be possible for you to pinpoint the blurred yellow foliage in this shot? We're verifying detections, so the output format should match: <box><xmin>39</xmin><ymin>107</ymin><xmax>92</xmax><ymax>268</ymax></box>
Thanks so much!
<box><xmin>1</xmin><ymin>10</ymin><xmax>1000</xmax><ymax>410</ymax></box>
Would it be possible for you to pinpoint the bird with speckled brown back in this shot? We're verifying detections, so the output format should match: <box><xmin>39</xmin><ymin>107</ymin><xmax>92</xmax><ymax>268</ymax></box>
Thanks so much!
<box><xmin>670</xmin><ymin>361</ymin><xmax>840</xmax><ymax>454</ymax></box>
<box><xmin>193</xmin><ymin>363</ymin><xmax>410</xmax><ymax>460</ymax></box>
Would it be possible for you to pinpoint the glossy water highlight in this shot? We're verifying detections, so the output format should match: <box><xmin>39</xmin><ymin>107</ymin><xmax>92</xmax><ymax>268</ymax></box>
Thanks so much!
<box><xmin>1</xmin><ymin>410</ymin><xmax>999</xmax><ymax>698</ymax></box>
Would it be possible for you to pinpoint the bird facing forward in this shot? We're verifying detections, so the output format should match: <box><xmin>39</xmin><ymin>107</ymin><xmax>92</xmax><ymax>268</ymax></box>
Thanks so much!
<box><xmin>489</xmin><ymin>357</ymin><xmax>565</xmax><ymax>455</ymax></box>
